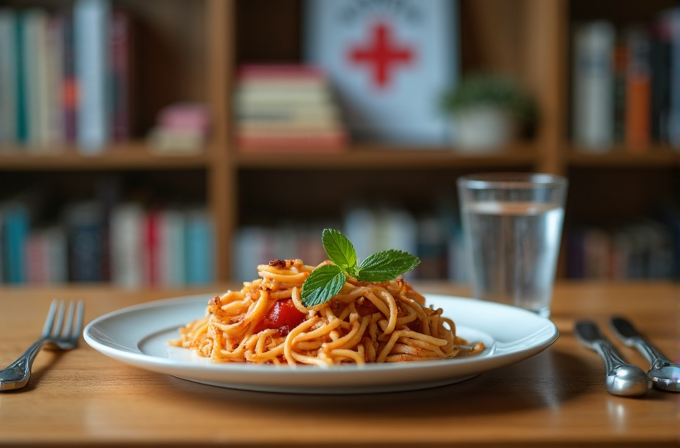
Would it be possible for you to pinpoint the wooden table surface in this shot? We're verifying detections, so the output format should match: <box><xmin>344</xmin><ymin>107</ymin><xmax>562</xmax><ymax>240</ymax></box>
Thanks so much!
<box><xmin>0</xmin><ymin>281</ymin><xmax>678</xmax><ymax>448</ymax></box>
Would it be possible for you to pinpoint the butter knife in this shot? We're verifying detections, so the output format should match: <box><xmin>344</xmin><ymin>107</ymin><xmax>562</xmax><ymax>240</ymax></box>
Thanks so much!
<box><xmin>610</xmin><ymin>316</ymin><xmax>680</xmax><ymax>392</ymax></box>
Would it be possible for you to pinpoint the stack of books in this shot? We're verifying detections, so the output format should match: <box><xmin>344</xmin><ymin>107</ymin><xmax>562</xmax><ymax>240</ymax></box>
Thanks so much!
<box><xmin>233</xmin><ymin>64</ymin><xmax>347</xmax><ymax>152</ymax></box>
<box><xmin>148</xmin><ymin>102</ymin><xmax>209</xmax><ymax>154</ymax></box>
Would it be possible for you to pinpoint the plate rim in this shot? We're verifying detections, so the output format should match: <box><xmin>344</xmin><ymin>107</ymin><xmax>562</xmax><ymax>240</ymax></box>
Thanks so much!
<box><xmin>83</xmin><ymin>293</ymin><xmax>559</xmax><ymax>393</ymax></box>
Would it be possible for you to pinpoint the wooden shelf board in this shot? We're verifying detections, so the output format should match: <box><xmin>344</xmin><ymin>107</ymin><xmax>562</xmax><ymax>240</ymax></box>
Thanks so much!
<box><xmin>567</xmin><ymin>147</ymin><xmax>680</xmax><ymax>168</ymax></box>
<box><xmin>235</xmin><ymin>144</ymin><xmax>538</xmax><ymax>170</ymax></box>
<box><xmin>0</xmin><ymin>142</ymin><xmax>210</xmax><ymax>171</ymax></box>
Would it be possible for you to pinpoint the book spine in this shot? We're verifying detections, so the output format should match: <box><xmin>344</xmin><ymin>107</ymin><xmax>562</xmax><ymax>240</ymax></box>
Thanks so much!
<box><xmin>624</xmin><ymin>26</ymin><xmax>652</xmax><ymax>151</ymax></box>
<box><xmin>110</xmin><ymin>9</ymin><xmax>132</xmax><ymax>142</ymax></box>
<box><xmin>4</xmin><ymin>204</ymin><xmax>29</xmax><ymax>284</ymax></box>
<box><xmin>44</xmin><ymin>226</ymin><xmax>67</xmax><ymax>284</ymax></box>
<box><xmin>74</xmin><ymin>0</ymin><xmax>110</xmax><ymax>153</ymax></box>
<box><xmin>650</xmin><ymin>12</ymin><xmax>672</xmax><ymax>144</ymax></box>
<box><xmin>61</xmin><ymin>10</ymin><xmax>77</xmax><ymax>144</ymax></box>
<box><xmin>668</xmin><ymin>9</ymin><xmax>680</xmax><ymax>148</ymax></box>
<box><xmin>612</xmin><ymin>40</ymin><xmax>627</xmax><ymax>145</ymax></box>
<box><xmin>110</xmin><ymin>203</ymin><xmax>143</xmax><ymax>287</ymax></box>
<box><xmin>29</xmin><ymin>9</ymin><xmax>51</xmax><ymax>149</ymax></box>
<box><xmin>143</xmin><ymin>209</ymin><xmax>160</xmax><ymax>286</ymax></box>
<box><xmin>66</xmin><ymin>201</ymin><xmax>103</xmax><ymax>282</ymax></box>
<box><xmin>185</xmin><ymin>209</ymin><xmax>214</xmax><ymax>285</ymax></box>
<box><xmin>0</xmin><ymin>9</ymin><xmax>17</xmax><ymax>145</ymax></box>
<box><xmin>14</xmin><ymin>12</ymin><xmax>28</xmax><ymax>144</ymax></box>
<box><xmin>571</xmin><ymin>21</ymin><xmax>615</xmax><ymax>151</ymax></box>
<box><xmin>45</xmin><ymin>15</ymin><xmax>65</xmax><ymax>147</ymax></box>
<box><xmin>6</xmin><ymin>207</ymin><xmax>28</xmax><ymax>284</ymax></box>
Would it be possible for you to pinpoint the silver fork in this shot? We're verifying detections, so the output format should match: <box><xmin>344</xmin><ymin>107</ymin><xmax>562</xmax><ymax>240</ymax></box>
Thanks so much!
<box><xmin>0</xmin><ymin>299</ymin><xmax>84</xmax><ymax>391</ymax></box>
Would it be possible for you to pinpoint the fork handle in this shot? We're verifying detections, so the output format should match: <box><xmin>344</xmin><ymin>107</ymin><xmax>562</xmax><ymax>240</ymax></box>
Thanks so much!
<box><xmin>0</xmin><ymin>339</ymin><xmax>48</xmax><ymax>391</ymax></box>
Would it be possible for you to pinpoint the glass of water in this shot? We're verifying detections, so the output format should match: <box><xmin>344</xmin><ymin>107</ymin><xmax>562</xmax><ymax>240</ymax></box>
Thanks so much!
<box><xmin>457</xmin><ymin>173</ymin><xmax>568</xmax><ymax>318</ymax></box>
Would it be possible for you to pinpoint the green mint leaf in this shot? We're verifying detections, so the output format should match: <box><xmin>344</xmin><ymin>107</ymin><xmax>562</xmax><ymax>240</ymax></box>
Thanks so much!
<box><xmin>321</xmin><ymin>228</ymin><xmax>357</xmax><ymax>274</ymax></box>
<box><xmin>356</xmin><ymin>249</ymin><xmax>421</xmax><ymax>283</ymax></box>
<box><xmin>301</xmin><ymin>264</ymin><xmax>347</xmax><ymax>307</ymax></box>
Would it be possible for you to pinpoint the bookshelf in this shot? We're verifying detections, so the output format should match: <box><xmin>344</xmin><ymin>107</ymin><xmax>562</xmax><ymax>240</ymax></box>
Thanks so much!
<box><xmin>0</xmin><ymin>0</ymin><xmax>678</xmax><ymax>284</ymax></box>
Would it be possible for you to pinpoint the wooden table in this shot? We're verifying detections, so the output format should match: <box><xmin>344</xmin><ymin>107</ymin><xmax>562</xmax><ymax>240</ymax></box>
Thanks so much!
<box><xmin>0</xmin><ymin>281</ymin><xmax>678</xmax><ymax>447</ymax></box>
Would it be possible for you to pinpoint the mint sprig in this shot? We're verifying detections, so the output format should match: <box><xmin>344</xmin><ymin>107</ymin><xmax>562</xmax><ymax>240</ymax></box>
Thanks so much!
<box><xmin>300</xmin><ymin>229</ymin><xmax>420</xmax><ymax>307</ymax></box>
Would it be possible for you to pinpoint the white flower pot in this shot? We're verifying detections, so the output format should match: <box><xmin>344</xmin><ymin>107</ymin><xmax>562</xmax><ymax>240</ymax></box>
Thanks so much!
<box><xmin>452</xmin><ymin>106</ymin><xmax>515</xmax><ymax>153</ymax></box>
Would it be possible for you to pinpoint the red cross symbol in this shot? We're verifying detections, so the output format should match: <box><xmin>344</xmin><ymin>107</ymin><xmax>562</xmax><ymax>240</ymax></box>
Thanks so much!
<box><xmin>348</xmin><ymin>22</ymin><xmax>414</xmax><ymax>90</ymax></box>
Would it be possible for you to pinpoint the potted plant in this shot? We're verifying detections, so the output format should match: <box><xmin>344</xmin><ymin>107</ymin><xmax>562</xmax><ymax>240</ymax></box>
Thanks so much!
<box><xmin>440</xmin><ymin>74</ymin><xmax>537</xmax><ymax>152</ymax></box>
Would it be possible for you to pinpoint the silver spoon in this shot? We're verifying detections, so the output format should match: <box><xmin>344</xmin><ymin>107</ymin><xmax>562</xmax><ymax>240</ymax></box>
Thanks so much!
<box><xmin>610</xmin><ymin>316</ymin><xmax>680</xmax><ymax>392</ymax></box>
<box><xmin>574</xmin><ymin>320</ymin><xmax>651</xmax><ymax>397</ymax></box>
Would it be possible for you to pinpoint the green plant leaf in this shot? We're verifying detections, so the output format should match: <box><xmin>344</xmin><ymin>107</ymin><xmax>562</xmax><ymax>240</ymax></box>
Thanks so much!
<box><xmin>356</xmin><ymin>249</ymin><xmax>421</xmax><ymax>283</ymax></box>
<box><xmin>300</xmin><ymin>263</ymin><xmax>347</xmax><ymax>307</ymax></box>
<box><xmin>321</xmin><ymin>228</ymin><xmax>357</xmax><ymax>274</ymax></box>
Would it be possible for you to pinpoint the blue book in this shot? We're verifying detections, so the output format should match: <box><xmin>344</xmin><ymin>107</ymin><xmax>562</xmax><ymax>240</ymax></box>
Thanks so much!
<box><xmin>74</xmin><ymin>0</ymin><xmax>110</xmax><ymax>153</ymax></box>
<box><xmin>185</xmin><ymin>208</ymin><xmax>214</xmax><ymax>285</ymax></box>
<box><xmin>3</xmin><ymin>203</ymin><xmax>30</xmax><ymax>284</ymax></box>
<box><xmin>14</xmin><ymin>11</ymin><xmax>28</xmax><ymax>144</ymax></box>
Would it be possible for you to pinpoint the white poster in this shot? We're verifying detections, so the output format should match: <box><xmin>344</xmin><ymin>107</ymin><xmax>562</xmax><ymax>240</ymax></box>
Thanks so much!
<box><xmin>305</xmin><ymin>0</ymin><xmax>459</xmax><ymax>146</ymax></box>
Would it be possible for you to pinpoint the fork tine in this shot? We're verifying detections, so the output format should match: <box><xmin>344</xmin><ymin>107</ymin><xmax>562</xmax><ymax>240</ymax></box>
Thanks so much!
<box><xmin>73</xmin><ymin>300</ymin><xmax>84</xmax><ymax>341</ymax></box>
<box><xmin>63</xmin><ymin>301</ymin><xmax>75</xmax><ymax>338</ymax></box>
<box><xmin>53</xmin><ymin>300</ymin><xmax>66</xmax><ymax>339</ymax></box>
<box><xmin>41</xmin><ymin>299</ymin><xmax>58</xmax><ymax>339</ymax></box>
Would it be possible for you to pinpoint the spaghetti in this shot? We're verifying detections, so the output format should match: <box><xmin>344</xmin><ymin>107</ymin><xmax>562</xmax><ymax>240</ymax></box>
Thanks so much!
<box><xmin>170</xmin><ymin>259</ymin><xmax>485</xmax><ymax>366</ymax></box>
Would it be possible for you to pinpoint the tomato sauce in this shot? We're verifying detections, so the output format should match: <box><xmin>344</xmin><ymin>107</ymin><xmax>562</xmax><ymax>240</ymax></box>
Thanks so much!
<box><xmin>253</xmin><ymin>298</ymin><xmax>306</xmax><ymax>336</ymax></box>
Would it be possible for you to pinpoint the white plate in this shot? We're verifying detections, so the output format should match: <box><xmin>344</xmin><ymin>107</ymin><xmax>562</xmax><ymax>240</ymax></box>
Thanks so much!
<box><xmin>84</xmin><ymin>294</ymin><xmax>558</xmax><ymax>394</ymax></box>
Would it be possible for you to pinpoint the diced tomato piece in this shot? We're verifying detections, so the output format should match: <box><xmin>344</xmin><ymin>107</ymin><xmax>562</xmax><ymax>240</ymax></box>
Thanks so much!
<box><xmin>253</xmin><ymin>298</ymin><xmax>306</xmax><ymax>336</ymax></box>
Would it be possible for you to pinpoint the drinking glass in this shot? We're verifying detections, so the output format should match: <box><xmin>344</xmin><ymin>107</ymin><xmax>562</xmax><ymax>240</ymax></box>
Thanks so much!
<box><xmin>457</xmin><ymin>173</ymin><xmax>568</xmax><ymax>318</ymax></box>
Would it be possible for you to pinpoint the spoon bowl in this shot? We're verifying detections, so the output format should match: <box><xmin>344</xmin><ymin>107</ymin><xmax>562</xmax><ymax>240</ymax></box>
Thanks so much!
<box><xmin>575</xmin><ymin>320</ymin><xmax>651</xmax><ymax>397</ymax></box>
<box><xmin>606</xmin><ymin>364</ymin><xmax>653</xmax><ymax>396</ymax></box>
<box><xmin>610</xmin><ymin>317</ymin><xmax>680</xmax><ymax>393</ymax></box>
<box><xmin>648</xmin><ymin>363</ymin><xmax>680</xmax><ymax>392</ymax></box>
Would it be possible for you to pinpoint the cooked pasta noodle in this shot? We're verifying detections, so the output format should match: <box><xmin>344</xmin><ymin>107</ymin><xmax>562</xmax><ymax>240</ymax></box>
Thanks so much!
<box><xmin>170</xmin><ymin>259</ymin><xmax>485</xmax><ymax>366</ymax></box>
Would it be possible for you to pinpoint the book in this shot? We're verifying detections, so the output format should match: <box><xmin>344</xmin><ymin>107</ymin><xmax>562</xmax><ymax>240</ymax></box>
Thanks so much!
<box><xmin>14</xmin><ymin>11</ymin><xmax>28</xmax><ymax>145</ymax></box>
<box><xmin>23</xmin><ymin>8</ymin><xmax>51</xmax><ymax>150</ymax></box>
<box><xmin>304</xmin><ymin>0</ymin><xmax>459</xmax><ymax>146</ymax></box>
<box><xmin>236</xmin><ymin>132</ymin><xmax>346</xmax><ymax>152</ymax></box>
<box><xmin>624</xmin><ymin>25</ymin><xmax>652</xmax><ymax>151</ymax></box>
<box><xmin>110</xmin><ymin>9</ymin><xmax>134</xmax><ymax>142</ymax></box>
<box><xmin>650</xmin><ymin>11</ymin><xmax>672</xmax><ymax>144</ymax></box>
<box><xmin>45</xmin><ymin>14</ymin><xmax>65</xmax><ymax>147</ymax></box>
<box><xmin>158</xmin><ymin>208</ymin><xmax>186</xmax><ymax>286</ymax></box>
<box><xmin>185</xmin><ymin>208</ymin><xmax>214</xmax><ymax>285</ymax></box>
<box><xmin>74</xmin><ymin>0</ymin><xmax>111</xmax><ymax>153</ymax></box>
<box><xmin>612</xmin><ymin>40</ymin><xmax>627</xmax><ymax>145</ymax></box>
<box><xmin>571</xmin><ymin>21</ymin><xmax>616</xmax><ymax>151</ymax></box>
<box><xmin>148</xmin><ymin>103</ymin><xmax>208</xmax><ymax>154</ymax></box>
<box><xmin>1</xmin><ymin>201</ymin><xmax>30</xmax><ymax>284</ymax></box>
<box><xmin>65</xmin><ymin>201</ymin><xmax>104</xmax><ymax>282</ymax></box>
<box><xmin>109</xmin><ymin>202</ymin><xmax>143</xmax><ymax>287</ymax></box>
<box><xmin>61</xmin><ymin>9</ymin><xmax>78</xmax><ymax>144</ymax></box>
<box><xmin>0</xmin><ymin>9</ymin><xmax>17</xmax><ymax>146</ymax></box>
<box><xmin>44</xmin><ymin>225</ymin><xmax>67</xmax><ymax>284</ymax></box>
<box><xmin>667</xmin><ymin>8</ymin><xmax>680</xmax><ymax>148</ymax></box>
<box><xmin>142</xmin><ymin>209</ymin><xmax>161</xmax><ymax>286</ymax></box>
